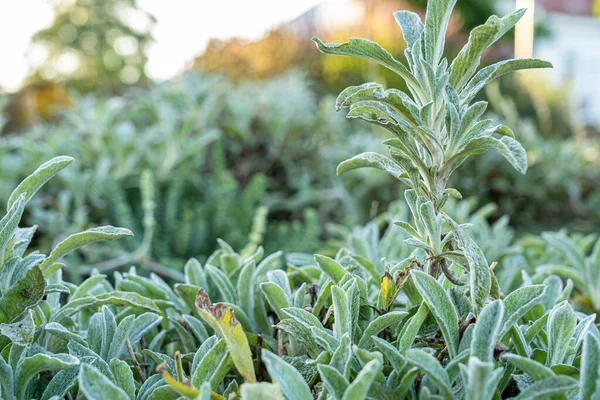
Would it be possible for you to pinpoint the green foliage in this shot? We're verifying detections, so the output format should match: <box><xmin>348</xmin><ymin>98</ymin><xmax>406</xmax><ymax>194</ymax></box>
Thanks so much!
<box><xmin>313</xmin><ymin>0</ymin><xmax>549</xmax><ymax>301</ymax></box>
<box><xmin>0</xmin><ymin>1</ymin><xmax>597</xmax><ymax>399</ymax></box>
<box><xmin>455</xmin><ymin>83</ymin><xmax>600</xmax><ymax>233</ymax></box>
<box><xmin>1</xmin><ymin>72</ymin><xmax>401</xmax><ymax>274</ymax></box>
<box><xmin>0</xmin><ymin>158</ymin><xmax>597</xmax><ymax>399</ymax></box>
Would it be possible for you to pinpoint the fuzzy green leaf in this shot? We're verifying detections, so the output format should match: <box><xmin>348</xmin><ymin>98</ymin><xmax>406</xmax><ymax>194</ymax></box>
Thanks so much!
<box><xmin>342</xmin><ymin>359</ymin><xmax>382</xmax><ymax>400</ymax></box>
<box><xmin>397</xmin><ymin>303</ymin><xmax>429</xmax><ymax>353</ymax></box>
<box><xmin>314</xmin><ymin>255</ymin><xmax>347</xmax><ymax>284</ymax></box>
<box><xmin>39</xmin><ymin>226</ymin><xmax>133</xmax><ymax>272</ymax></box>
<box><xmin>445</xmin><ymin>219</ymin><xmax>491</xmax><ymax>313</ymax></box>
<box><xmin>499</xmin><ymin>284</ymin><xmax>546</xmax><ymax>339</ymax></box>
<box><xmin>318</xmin><ymin>364</ymin><xmax>349</xmax><ymax>400</ymax></box>
<box><xmin>240</xmin><ymin>382</ymin><xmax>284</xmax><ymax>400</ymax></box>
<box><xmin>52</xmin><ymin>291</ymin><xmax>159</xmax><ymax>322</ymax></box>
<box><xmin>78</xmin><ymin>363</ymin><xmax>129</xmax><ymax>400</ymax></box>
<box><xmin>337</xmin><ymin>152</ymin><xmax>406</xmax><ymax>179</ymax></box>
<box><xmin>0</xmin><ymin>310</ymin><xmax>35</xmax><ymax>346</ymax></box>
<box><xmin>312</xmin><ymin>37</ymin><xmax>418</xmax><ymax>88</ymax></box>
<box><xmin>0</xmin><ymin>194</ymin><xmax>26</xmax><ymax>257</ymax></box>
<box><xmin>423</xmin><ymin>0</ymin><xmax>456</xmax><ymax>66</ymax></box>
<box><xmin>0</xmin><ymin>265</ymin><xmax>45</xmax><ymax>324</ymax></box>
<box><xmin>16</xmin><ymin>353</ymin><xmax>79</xmax><ymax>400</ymax></box>
<box><xmin>262</xmin><ymin>350</ymin><xmax>312</xmax><ymax>400</ymax></box>
<box><xmin>191</xmin><ymin>338</ymin><xmax>231</xmax><ymax>389</ymax></box>
<box><xmin>358</xmin><ymin>311</ymin><xmax>407</xmax><ymax>349</ymax></box>
<box><xmin>110</xmin><ymin>358</ymin><xmax>136</xmax><ymax>400</ymax></box>
<box><xmin>471</xmin><ymin>300</ymin><xmax>503</xmax><ymax>362</ymax></box>
<box><xmin>7</xmin><ymin>156</ymin><xmax>74</xmax><ymax>210</ymax></box>
<box><xmin>449</xmin><ymin>9</ymin><xmax>525</xmax><ymax>90</ymax></box>
<box><xmin>546</xmin><ymin>301</ymin><xmax>577</xmax><ymax>366</ymax></box>
<box><xmin>502</xmin><ymin>354</ymin><xmax>555</xmax><ymax>381</ymax></box>
<box><xmin>406</xmin><ymin>349</ymin><xmax>453</xmax><ymax>399</ymax></box>
<box><xmin>461</xmin><ymin>58</ymin><xmax>552</xmax><ymax>103</ymax></box>
<box><xmin>581</xmin><ymin>332</ymin><xmax>600</xmax><ymax>399</ymax></box>
<box><xmin>411</xmin><ymin>271</ymin><xmax>459</xmax><ymax>357</ymax></box>
<box><xmin>394</xmin><ymin>11</ymin><xmax>424</xmax><ymax>49</ymax></box>
<box><xmin>511</xmin><ymin>376</ymin><xmax>578</xmax><ymax>399</ymax></box>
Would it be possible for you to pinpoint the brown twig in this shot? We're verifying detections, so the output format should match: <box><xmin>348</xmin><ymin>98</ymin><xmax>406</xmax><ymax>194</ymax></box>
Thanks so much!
<box><xmin>126</xmin><ymin>339</ymin><xmax>146</xmax><ymax>383</ymax></box>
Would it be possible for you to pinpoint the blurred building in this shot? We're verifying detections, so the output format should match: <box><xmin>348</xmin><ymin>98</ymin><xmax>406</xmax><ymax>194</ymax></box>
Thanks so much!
<box><xmin>536</xmin><ymin>0</ymin><xmax>600</xmax><ymax>127</ymax></box>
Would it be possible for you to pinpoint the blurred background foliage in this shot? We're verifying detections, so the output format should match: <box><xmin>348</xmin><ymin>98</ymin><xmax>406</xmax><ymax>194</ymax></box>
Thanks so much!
<box><xmin>0</xmin><ymin>0</ymin><xmax>599</xmax><ymax>269</ymax></box>
<box><xmin>30</xmin><ymin>0</ymin><xmax>155</xmax><ymax>93</ymax></box>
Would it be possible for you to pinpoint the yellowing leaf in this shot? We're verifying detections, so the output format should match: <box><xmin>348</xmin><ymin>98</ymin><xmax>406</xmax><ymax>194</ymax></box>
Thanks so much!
<box><xmin>196</xmin><ymin>289</ymin><xmax>256</xmax><ymax>383</ymax></box>
<box><xmin>381</xmin><ymin>271</ymin><xmax>396</xmax><ymax>311</ymax></box>
<box><xmin>161</xmin><ymin>369</ymin><xmax>200</xmax><ymax>399</ymax></box>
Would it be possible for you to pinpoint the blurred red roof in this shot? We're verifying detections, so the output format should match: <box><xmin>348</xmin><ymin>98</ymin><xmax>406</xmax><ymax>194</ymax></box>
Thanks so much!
<box><xmin>539</xmin><ymin>0</ymin><xmax>594</xmax><ymax>15</ymax></box>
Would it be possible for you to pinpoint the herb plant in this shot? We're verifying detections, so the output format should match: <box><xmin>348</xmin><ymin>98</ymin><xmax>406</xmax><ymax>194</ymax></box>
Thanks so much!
<box><xmin>1</xmin><ymin>1</ymin><xmax>599</xmax><ymax>400</ymax></box>
<box><xmin>313</xmin><ymin>0</ymin><xmax>551</xmax><ymax>308</ymax></box>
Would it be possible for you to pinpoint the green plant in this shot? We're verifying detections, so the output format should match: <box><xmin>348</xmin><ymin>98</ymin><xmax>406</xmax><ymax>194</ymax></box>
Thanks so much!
<box><xmin>313</xmin><ymin>0</ymin><xmax>550</xmax><ymax>295</ymax></box>
<box><xmin>0</xmin><ymin>165</ymin><xmax>597</xmax><ymax>398</ymax></box>
<box><xmin>2</xmin><ymin>1</ymin><xmax>600</xmax><ymax>399</ymax></box>
<box><xmin>0</xmin><ymin>72</ymin><xmax>404</xmax><ymax>273</ymax></box>
<box><xmin>526</xmin><ymin>231</ymin><xmax>600</xmax><ymax>314</ymax></box>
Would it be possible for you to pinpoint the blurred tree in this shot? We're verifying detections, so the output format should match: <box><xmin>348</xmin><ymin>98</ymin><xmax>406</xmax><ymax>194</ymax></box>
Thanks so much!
<box><xmin>28</xmin><ymin>0</ymin><xmax>155</xmax><ymax>94</ymax></box>
<box><xmin>193</xmin><ymin>0</ymin><xmax>502</xmax><ymax>93</ymax></box>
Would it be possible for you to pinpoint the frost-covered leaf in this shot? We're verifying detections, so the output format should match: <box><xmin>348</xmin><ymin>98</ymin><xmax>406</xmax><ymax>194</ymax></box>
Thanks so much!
<box><xmin>261</xmin><ymin>350</ymin><xmax>312</xmax><ymax>400</ymax></box>
<box><xmin>337</xmin><ymin>152</ymin><xmax>407</xmax><ymax>180</ymax></box>
<box><xmin>240</xmin><ymin>382</ymin><xmax>284</xmax><ymax>400</ymax></box>
<box><xmin>0</xmin><ymin>265</ymin><xmax>45</xmax><ymax>324</ymax></box>
<box><xmin>78</xmin><ymin>363</ymin><xmax>129</xmax><ymax>400</ymax></box>
<box><xmin>7</xmin><ymin>156</ymin><xmax>73</xmax><ymax>209</ymax></box>
<box><xmin>16</xmin><ymin>353</ymin><xmax>79</xmax><ymax>400</ymax></box>
<box><xmin>312</xmin><ymin>37</ymin><xmax>418</xmax><ymax>87</ymax></box>
<box><xmin>449</xmin><ymin>9</ymin><xmax>525</xmax><ymax>90</ymax></box>
<box><xmin>406</xmin><ymin>348</ymin><xmax>453</xmax><ymax>398</ymax></box>
<box><xmin>110</xmin><ymin>358</ymin><xmax>135</xmax><ymax>400</ymax></box>
<box><xmin>411</xmin><ymin>270</ymin><xmax>459</xmax><ymax>357</ymax></box>
<box><xmin>471</xmin><ymin>300</ymin><xmax>503</xmax><ymax>362</ymax></box>
<box><xmin>0</xmin><ymin>309</ymin><xmax>35</xmax><ymax>346</ymax></box>
<box><xmin>39</xmin><ymin>226</ymin><xmax>133</xmax><ymax>272</ymax></box>
<box><xmin>461</xmin><ymin>58</ymin><xmax>552</xmax><ymax>104</ymax></box>
<box><xmin>499</xmin><ymin>284</ymin><xmax>546</xmax><ymax>339</ymax></box>
<box><xmin>423</xmin><ymin>0</ymin><xmax>456</xmax><ymax>66</ymax></box>
<box><xmin>546</xmin><ymin>301</ymin><xmax>577</xmax><ymax>366</ymax></box>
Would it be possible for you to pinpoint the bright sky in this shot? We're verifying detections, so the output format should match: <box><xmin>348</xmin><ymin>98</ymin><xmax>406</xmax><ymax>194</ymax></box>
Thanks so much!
<box><xmin>0</xmin><ymin>0</ymin><xmax>348</xmax><ymax>92</ymax></box>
